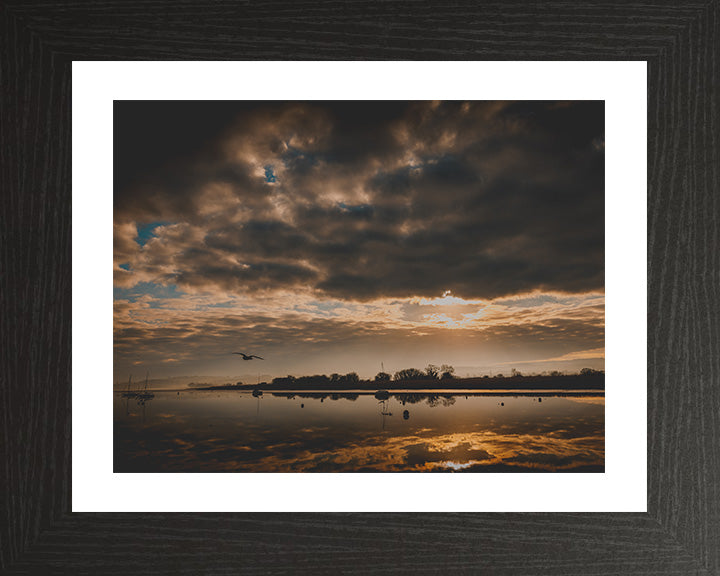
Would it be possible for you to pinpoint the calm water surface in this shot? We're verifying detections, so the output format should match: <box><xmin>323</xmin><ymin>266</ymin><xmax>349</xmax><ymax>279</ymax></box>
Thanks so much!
<box><xmin>114</xmin><ymin>390</ymin><xmax>604</xmax><ymax>472</ymax></box>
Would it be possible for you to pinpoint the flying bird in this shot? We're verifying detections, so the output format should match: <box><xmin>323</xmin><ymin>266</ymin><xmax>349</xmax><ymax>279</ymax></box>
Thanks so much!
<box><xmin>232</xmin><ymin>352</ymin><xmax>264</xmax><ymax>361</ymax></box>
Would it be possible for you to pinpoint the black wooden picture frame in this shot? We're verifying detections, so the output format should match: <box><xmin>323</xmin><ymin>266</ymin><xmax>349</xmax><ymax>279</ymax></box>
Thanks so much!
<box><xmin>1</xmin><ymin>2</ymin><xmax>718</xmax><ymax>574</ymax></box>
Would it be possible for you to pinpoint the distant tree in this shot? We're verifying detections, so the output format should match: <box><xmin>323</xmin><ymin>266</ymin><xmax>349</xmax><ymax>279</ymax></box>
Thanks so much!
<box><xmin>272</xmin><ymin>375</ymin><xmax>296</xmax><ymax>387</ymax></box>
<box><xmin>330</xmin><ymin>373</ymin><xmax>341</xmax><ymax>383</ymax></box>
<box><xmin>295</xmin><ymin>374</ymin><xmax>330</xmax><ymax>387</ymax></box>
<box><xmin>549</xmin><ymin>370</ymin><xmax>562</xmax><ymax>377</ymax></box>
<box><xmin>511</xmin><ymin>368</ymin><xmax>522</xmax><ymax>378</ymax></box>
<box><xmin>394</xmin><ymin>368</ymin><xmax>425</xmax><ymax>381</ymax></box>
<box><xmin>344</xmin><ymin>372</ymin><xmax>360</xmax><ymax>384</ymax></box>
<box><xmin>425</xmin><ymin>364</ymin><xmax>440</xmax><ymax>379</ymax></box>
<box><xmin>495</xmin><ymin>373</ymin><xmax>504</xmax><ymax>379</ymax></box>
<box><xmin>375</xmin><ymin>372</ymin><xmax>391</xmax><ymax>382</ymax></box>
<box><xmin>580</xmin><ymin>368</ymin><xmax>601</xmax><ymax>376</ymax></box>
<box><xmin>440</xmin><ymin>364</ymin><xmax>455</xmax><ymax>379</ymax></box>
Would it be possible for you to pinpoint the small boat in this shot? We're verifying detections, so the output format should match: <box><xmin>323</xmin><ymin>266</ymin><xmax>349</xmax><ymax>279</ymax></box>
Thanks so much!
<box><xmin>121</xmin><ymin>375</ymin><xmax>139</xmax><ymax>398</ymax></box>
<box><xmin>136</xmin><ymin>372</ymin><xmax>154</xmax><ymax>402</ymax></box>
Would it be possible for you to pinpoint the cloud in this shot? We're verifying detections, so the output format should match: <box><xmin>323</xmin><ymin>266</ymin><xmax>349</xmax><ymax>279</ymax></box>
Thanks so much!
<box><xmin>113</xmin><ymin>288</ymin><xmax>604</xmax><ymax>378</ymax></box>
<box><xmin>116</xmin><ymin>413</ymin><xmax>604</xmax><ymax>472</ymax></box>
<box><xmin>115</xmin><ymin>101</ymin><xmax>604</xmax><ymax>302</ymax></box>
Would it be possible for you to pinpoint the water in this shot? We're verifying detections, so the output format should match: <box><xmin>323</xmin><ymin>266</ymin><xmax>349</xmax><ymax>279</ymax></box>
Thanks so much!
<box><xmin>114</xmin><ymin>390</ymin><xmax>604</xmax><ymax>472</ymax></box>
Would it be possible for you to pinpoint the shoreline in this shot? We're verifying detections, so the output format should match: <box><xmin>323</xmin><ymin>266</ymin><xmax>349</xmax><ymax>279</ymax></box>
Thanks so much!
<box><xmin>114</xmin><ymin>374</ymin><xmax>605</xmax><ymax>394</ymax></box>
<box><xmin>115</xmin><ymin>388</ymin><xmax>605</xmax><ymax>396</ymax></box>
<box><xmin>194</xmin><ymin>374</ymin><xmax>604</xmax><ymax>393</ymax></box>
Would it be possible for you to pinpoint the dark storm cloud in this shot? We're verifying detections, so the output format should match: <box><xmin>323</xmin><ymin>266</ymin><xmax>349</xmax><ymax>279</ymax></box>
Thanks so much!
<box><xmin>115</xmin><ymin>101</ymin><xmax>604</xmax><ymax>301</ymax></box>
<box><xmin>176</xmin><ymin>260</ymin><xmax>319</xmax><ymax>293</ymax></box>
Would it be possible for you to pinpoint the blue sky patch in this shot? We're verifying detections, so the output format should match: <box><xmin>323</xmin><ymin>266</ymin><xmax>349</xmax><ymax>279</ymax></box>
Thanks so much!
<box><xmin>337</xmin><ymin>202</ymin><xmax>374</xmax><ymax>217</ymax></box>
<box><xmin>206</xmin><ymin>301</ymin><xmax>234</xmax><ymax>309</ymax></box>
<box><xmin>135</xmin><ymin>221</ymin><xmax>170</xmax><ymax>247</ymax></box>
<box><xmin>264</xmin><ymin>165</ymin><xmax>277</xmax><ymax>183</ymax></box>
<box><xmin>114</xmin><ymin>282</ymin><xmax>183</xmax><ymax>303</ymax></box>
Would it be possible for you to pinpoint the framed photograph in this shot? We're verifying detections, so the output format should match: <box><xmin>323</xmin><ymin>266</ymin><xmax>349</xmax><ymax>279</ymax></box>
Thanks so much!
<box><xmin>3</xmin><ymin>3</ymin><xmax>718</xmax><ymax>574</ymax></box>
<box><xmin>112</xmin><ymin>104</ymin><xmax>609</xmax><ymax>476</ymax></box>
<box><xmin>74</xmin><ymin>62</ymin><xmax>645</xmax><ymax>513</ymax></box>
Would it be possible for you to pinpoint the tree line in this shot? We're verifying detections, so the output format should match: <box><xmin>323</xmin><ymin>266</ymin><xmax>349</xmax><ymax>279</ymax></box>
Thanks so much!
<box><xmin>206</xmin><ymin>366</ymin><xmax>605</xmax><ymax>391</ymax></box>
<box><xmin>265</xmin><ymin>364</ymin><xmax>456</xmax><ymax>388</ymax></box>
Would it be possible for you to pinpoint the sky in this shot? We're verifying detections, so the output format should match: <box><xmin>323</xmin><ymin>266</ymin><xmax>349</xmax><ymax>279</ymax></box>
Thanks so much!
<box><xmin>113</xmin><ymin>101</ymin><xmax>604</xmax><ymax>384</ymax></box>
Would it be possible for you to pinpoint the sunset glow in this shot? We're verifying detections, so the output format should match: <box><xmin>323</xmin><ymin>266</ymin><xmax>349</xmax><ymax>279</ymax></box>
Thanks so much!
<box><xmin>114</xmin><ymin>101</ymin><xmax>604</xmax><ymax>383</ymax></box>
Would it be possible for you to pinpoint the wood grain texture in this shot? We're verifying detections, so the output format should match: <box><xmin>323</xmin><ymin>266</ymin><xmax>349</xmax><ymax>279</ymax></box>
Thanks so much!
<box><xmin>1</xmin><ymin>1</ymin><xmax>718</xmax><ymax>574</ymax></box>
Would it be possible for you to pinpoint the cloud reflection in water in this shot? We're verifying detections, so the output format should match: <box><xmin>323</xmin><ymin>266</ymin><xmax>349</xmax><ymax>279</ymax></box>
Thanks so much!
<box><xmin>114</xmin><ymin>390</ymin><xmax>604</xmax><ymax>472</ymax></box>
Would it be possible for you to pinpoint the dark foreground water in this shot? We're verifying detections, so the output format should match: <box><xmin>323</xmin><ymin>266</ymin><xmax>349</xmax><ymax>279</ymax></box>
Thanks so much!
<box><xmin>114</xmin><ymin>390</ymin><xmax>604</xmax><ymax>472</ymax></box>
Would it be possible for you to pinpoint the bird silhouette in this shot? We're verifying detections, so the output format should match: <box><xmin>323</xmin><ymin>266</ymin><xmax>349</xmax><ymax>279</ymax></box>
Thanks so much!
<box><xmin>232</xmin><ymin>352</ymin><xmax>264</xmax><ymax>360</ymax></box>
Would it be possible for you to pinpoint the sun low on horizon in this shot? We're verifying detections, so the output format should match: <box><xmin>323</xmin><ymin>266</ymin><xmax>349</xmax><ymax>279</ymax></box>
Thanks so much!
<box><xmin>113</xmin><ymin>100</ymin><xmax>604</xmax><ymax>385</ymax></box>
